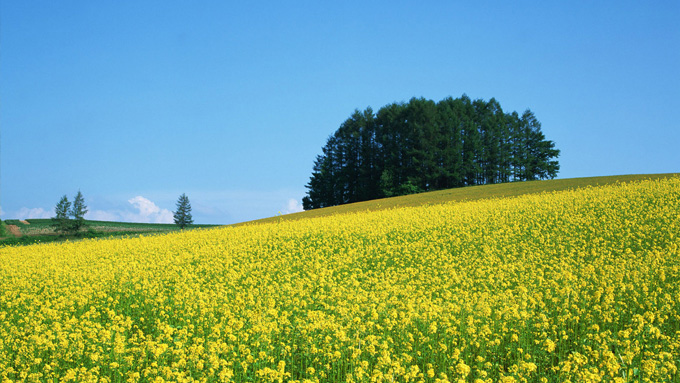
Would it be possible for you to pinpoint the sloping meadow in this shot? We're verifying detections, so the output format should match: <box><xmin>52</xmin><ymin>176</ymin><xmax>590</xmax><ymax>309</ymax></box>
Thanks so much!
<box><xmin>1</xmin><ymin>178</ymin><xmax>679</xmax><ymax>382</ymax></box>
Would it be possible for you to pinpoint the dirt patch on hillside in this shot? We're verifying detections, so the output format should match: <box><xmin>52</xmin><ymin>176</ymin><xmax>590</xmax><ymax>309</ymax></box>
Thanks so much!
<box><xmin>20</xmin><ymin>220</ymin><xmax>30</xmax><ymax>225</ymax></box>
<box><xmin>7</xmin><ymin>225</ymin><xmax>22</xmax><ymax>237</ymax></box>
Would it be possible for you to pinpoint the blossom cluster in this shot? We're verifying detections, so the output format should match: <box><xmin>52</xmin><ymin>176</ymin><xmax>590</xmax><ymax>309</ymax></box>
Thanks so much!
<box><xmin>1</xmin><ymin>178</ymin><xmax>678</xmax><ymax>382</ymax></box>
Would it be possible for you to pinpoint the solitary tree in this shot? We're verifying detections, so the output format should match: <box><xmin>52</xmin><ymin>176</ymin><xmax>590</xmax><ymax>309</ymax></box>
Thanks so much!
<box><xmin>52</xmin><ymin>195</ymin><xmax>71</xmax><ymax>234</ymax></box>
<box><xmin>70</xmin><ymin>190</ymin><xmax>88</xmax><ymax>232</ymax></box>
<box><xmin>173</xmin><ymin>193</ymin><xmax>193</xmax><ymax>229</ymax></box>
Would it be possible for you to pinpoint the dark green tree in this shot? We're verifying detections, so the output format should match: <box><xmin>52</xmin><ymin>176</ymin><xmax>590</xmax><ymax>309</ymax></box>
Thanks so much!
<box><xmin>303</xmin><ymin>94</ymin><xmax>560</xmax><ymax>210</ymax></box>
<box><xmin>497</xmin><ymin>107</ymin><xmax>514</xmax><ymax>183</ymax></box>
<box><xmin>303</xmin><ymin>153</ymin><xmax>332</xmax><ymax>210</ymax></box>
<box><xmin>356</xmin><ymin>108</ymin><xmax>381</xmax><ymax>202</ymax></box>
<box><xmin>52</xmin><ymin>195</ymin><xmax>71</xmax><ymax>234</ymax></box>
<box><xmin>521</xmin><ymin>110</ymin><xmax>560</xmax><ymax>180</ymax></box>
<box><xmin>70</xmin><ymin>190</ymin><xmax>88</xmax><ymax>232</ymax></box>
<box><xmin>376</xmin><ymin>102</ymin><xmax>408</xmax><ymax>197</ymax></box>
<box><xmin>404</xmin><ymin>97</ymin><xmax>439</xmax><ymax>191</ymax></box>
<box><xmin>173</xmin><ymin>193</ymin><xmax>193</xmax><ymax>229</ymax></box>
<box><xmin>461</xmin><ymin>97</ymin><xmax>481</xmax><ymax>186</ymax></box>
<box><xmin>477</xmin><ymin>98</ymin><xmax>502</xmax><ymax>184</ymax></box>
<box><xmin>436</xmin><ymin>97</ymin><xmax>465</xmax><ymax>188</ymax></box>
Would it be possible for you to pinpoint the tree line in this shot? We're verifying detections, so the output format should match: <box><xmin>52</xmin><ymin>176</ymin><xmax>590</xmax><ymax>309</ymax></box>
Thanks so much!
<box><xmin>303</xmin><ymin>95</ymin><xmax>560</xmax><ymax>210</ymax></box>
<box><xmin>52</xmin><ymin>191</ymin><xmax>194</xmax><ymax>233</ymax></box>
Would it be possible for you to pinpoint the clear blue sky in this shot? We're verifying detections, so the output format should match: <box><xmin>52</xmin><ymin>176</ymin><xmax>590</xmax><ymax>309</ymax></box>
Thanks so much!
<box><xmin>1</xmin><ymin>1</ymin><xmax>678</xmax><ymax>224</ymax></box>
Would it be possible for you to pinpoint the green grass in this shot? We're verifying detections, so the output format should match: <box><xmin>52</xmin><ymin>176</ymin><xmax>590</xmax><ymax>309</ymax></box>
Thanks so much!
<box><xmin>0</xmin><ymin>218</ymin><xmax>220</xmax><ymax>246</ymax></box>
<box><xmin>3</xmin><ymin>219</ymin><xmax>217</xmax><ymax>234</ymax></box>
<box><xmin>0</xmin><ymin>221</ymin><xmax>8</xmax><ymax>237</ymax></box>
<box><xmin>238</xmin><ymin>173</ymin><xmax>679</xmax><ymax>226</ymax></box>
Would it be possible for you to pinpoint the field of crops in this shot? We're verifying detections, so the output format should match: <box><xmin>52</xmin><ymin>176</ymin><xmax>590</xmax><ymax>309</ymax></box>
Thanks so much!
<box><xmin>1</xmin><ymin>177</ymin><xmax>679</xmax><ymax>382</ymax></box>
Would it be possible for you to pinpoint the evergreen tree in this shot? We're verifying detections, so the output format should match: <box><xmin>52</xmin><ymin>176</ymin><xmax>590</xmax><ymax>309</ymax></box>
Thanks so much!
<box><xmin>336</xmin><ymin>112</ymin><xmax>362</xmax><ymax>204</ymax></box>
<box><xmin>52</xmin><ymin>195</ymin><xmax>71</xmax><ymax>234</ymax></box>
<box><xmin>405</xmin><ymin>98</ymin><xmax>439</xmax><ymax>191</ymax></box>
<box><xmin>498</xmin><ymin>108</ymin><xmax>514</xmax><ymax>183</ymax></box>
<box><xmin>173</xmin><ymin>193</ymin><xmax>193</xmax><ymax>229</ymax></box>
<box><xmin>520</xmin><ymin>110</ymin><xmax>561</xmax><ymax>180</ymax></box>
<box><xmin>303</xmin><ymin>153</ymin><xmax>331</xmax><ymax>209</ymax></box>
<box><xmin>507</xmin><ymin>111</ymin><xmax>524</xmax><ymax>181</ymax></box>
<box><xmin>376</xmin><ymin>102</ymin><xmax>408</xmax><ymax>197</ymax></box>
<box><xmin>436</xmin><ymin>97</ymin><xmax>464</xmax><ymax>188</ymax></box>
<box><xmin>478</xmin><ymin>98</ymin><xmax>502</xmax><ymax>184</ymax></box>
<box><xmin>357</xmin><ymin>108</ymin><xmax>381</xmax><ymax>202</ymax></box>
<box><xmin>303</xmin><ymin>94</ymin><xmax>560</xmax><ymax>210</ymax></box>
<box><xmin>461</xmin><ymin>96</ymin><xmax>481</xmax><ymax>186</ymax></box>
<box><xmin>70</xmin><ymin>190</ymin><xmax>88</xmax><ymax>232</ymax></box>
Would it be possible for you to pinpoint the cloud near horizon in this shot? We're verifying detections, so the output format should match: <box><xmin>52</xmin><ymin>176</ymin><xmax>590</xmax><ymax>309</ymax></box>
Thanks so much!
<box><xmin>125</xmin><ymin>196</ymin><xmax>174</xmax><ymax>223</ymax></box>
<box><xmin>84</xmin><ymin>196</ymin><xmax>174</xmax><ymax>224</ymax></box>
<box><xmin>14</xmin><ymin>207</ymin><xmax>53</xmax><ymax>219</ymax></box>
<box><xmin>283</xmin><ymin>198</ymin><xmax>304</xmax><ymax>215</ymax></box>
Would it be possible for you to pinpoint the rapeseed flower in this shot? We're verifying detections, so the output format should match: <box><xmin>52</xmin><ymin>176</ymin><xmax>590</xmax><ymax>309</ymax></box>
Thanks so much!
<box><xmin>0</xmin><ymin>178</ymin><xmax>678</xmax><ymax>382</ymax></box>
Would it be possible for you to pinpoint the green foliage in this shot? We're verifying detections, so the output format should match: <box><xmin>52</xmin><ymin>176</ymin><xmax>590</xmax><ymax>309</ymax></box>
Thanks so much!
<box><xmin>303</xmin><ymin>95</ymin><xmax>561</xmax><ymax>210</ymax></box>
<box><xmin>51</xmin><ymin>191</ymin><xmax>89</xmax><ymax>234</ymax></box>
<box><xmin>70</xmin><ymin>190</ymin><xmax>88</xmax><ymax>232</ymax></box>
<box><xmin>173</xmin><ymin>193</ymin><xmax>194</xmax><ymax>229</ymax></box>
<box><xmin>52</xmin><ymin>195</ymin><xmax>72</xmax><ymax>234</ymax></box>
<box><xmin>0</xmin><ymin>219</ymin><xmax>219</xmax><ymax>247</ymax></box>
<box><xmin>380</xmin><ymin>171</ymin><xmax>424</xmax><ymax>198</ymax></box>
<box><xmin>54</xmin><ymin>195</ymin><xmax>70</xmax><ymax>220</ymax></box>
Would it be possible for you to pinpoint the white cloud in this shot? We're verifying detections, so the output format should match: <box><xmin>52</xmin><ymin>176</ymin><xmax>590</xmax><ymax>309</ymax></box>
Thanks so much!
<box><xmin>125</xmin><ymin>196</ymin><xmax>174</xmax><ymax>223</ymax></box>
<box><xmin>282</xmin><ymin>198</ymin><xmax>304</xmax><ymax>214</ymax></box>
<box><xmin>16</xmin><ymin>207</ymin><xmax>53</xmax><ymax>219</ymax></box>
<box><xmin>82</xmin><ymin>196</ymin><xmax>174</xmax><ymax>224</ymax></box>
<box><xmin>76</xmin><ymin>189</ymin><xmax>306</xmax><ymax>225</ymax></box>
<box><xmin>156</xmin><ymin>210</ymin><xmax>174</xmax><ymax>224</ymax></box>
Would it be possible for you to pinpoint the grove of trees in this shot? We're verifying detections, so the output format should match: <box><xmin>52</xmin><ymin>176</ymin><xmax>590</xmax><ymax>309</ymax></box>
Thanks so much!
<box><xmin>52</xmin><ymin>190</ymin><xmax>89</xmax><ymax>234</ymax></box>
<box><xmin>303</xmin><ymin>95</ymin><xmax>560</xmax><ymax>210</ymax></box>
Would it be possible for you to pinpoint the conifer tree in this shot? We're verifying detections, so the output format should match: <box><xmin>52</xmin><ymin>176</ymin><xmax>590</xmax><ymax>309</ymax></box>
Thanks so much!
<box><xmin>70</xmin><ymin>190</ymin><xmax>88</xmax><ymax>232</ymax></box>
<box><xmin>52</xmin><ymin>195</ymin><xmax>71</xmax><ymax>234</ymax></box>
<box><xmin>303</xmin><ymin>94</ymin><xmax>560</xmax><ymax>210</ymax></box>
<box><xmin>173</xmin><ymin>193</ymin><xmax>193</xmax><ymax>229</ymax></box>
<box><xmin>436</xmin><ymin>97</ymin><xmax>464</xmax><ymax>188</ymax></box>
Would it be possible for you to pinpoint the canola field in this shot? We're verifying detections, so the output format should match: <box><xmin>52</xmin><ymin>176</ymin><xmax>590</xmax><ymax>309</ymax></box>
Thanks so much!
<box><xmin>1</xmin><ymin>178</ymin><xmax>679</xmax><ymax>383</ymax></box>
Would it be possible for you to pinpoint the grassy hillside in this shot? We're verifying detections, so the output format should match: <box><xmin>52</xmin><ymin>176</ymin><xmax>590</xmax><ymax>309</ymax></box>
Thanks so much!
<box><xmin>240</xmin><ymin>173</ymin><xmax>679</xmax><ymax>226</ymax></box>
<box><xmin>0</xmin><ymin>176</ymin><xmax>678</xmax><ymax>381</ymax></box>
<box><xmin>3</xmin><ymin>218</ymin><xmax>216</xmax><ymax>235</ymax></box>
<box><xmin>0</xmin><ymin>218</ymin><xmax>218</xmax><ymax>246</ymax></box>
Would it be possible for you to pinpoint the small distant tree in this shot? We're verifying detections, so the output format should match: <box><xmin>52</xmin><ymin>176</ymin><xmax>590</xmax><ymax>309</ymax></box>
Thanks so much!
<box><xmin>70</xmin><ymin>190</ymin><xmax>88</xmax><ymax>232</ymax></box>
<box><xmin>52</xmin><ymin>195</ymin><xmax>71</xmax><ymax>234</ymax></box>
<box><xmin>173</xmin><ymin>193</ymin><xmax>193</xmax><ymax>229</ymax></box>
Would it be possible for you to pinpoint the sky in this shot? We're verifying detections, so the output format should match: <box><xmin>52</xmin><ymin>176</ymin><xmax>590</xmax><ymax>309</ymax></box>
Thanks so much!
<box><xmin>1</xmin><ymin>1</ymin><xmax>678</xmax><ymax>225</ymax></box>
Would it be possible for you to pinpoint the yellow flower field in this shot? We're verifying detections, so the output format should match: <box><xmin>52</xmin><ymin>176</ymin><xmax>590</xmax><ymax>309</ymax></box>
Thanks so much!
<box><xmin>1</xmin><ymin>178</ymin><xmax>679</xmax><ymax>383</ymax></box>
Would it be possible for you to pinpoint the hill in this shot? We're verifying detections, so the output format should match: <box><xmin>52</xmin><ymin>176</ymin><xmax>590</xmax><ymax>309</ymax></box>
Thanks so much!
<box><xmin>240</xmin><ymin>173</ymin><xmax>679</xmax><ymax>226</ymax></box>
<box><xmin>0</xmin><ymin>175</ymin><xmax>678</xmax><ymax>381</ymax></box>
<box><xmin>2</xmin><ymin>173</ymin><xmax>677</xmax><ymax>245</ymax></box>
